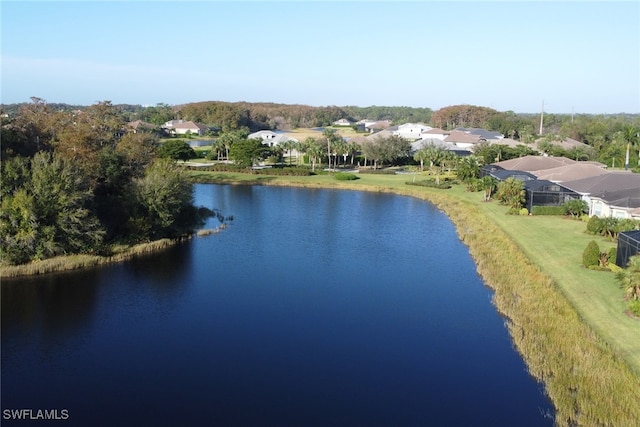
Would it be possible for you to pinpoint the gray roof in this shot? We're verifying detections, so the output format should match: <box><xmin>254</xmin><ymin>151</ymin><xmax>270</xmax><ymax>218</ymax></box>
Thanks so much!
<box><xmin>524</xmin><ymin>179</ymin><xmax>576</xmax><ymax>193</ymax></box>
<box><xmin>590</xmin><ymin>187</ymin><xmax>640</xmax><ymax>208</ymax></box>
<box><xmin>561</xmin><ymin>171</ymin><xmax>640</xmax><ymax>194</ymax></box>
<box><xmin>491</xmin><ymin>170</ymin><xmax>537</xmax><ymax>182</ymax></box>
<box><xmin>411</xmin><ymin>138</ymin><xmax>458</xmax><ymax>152</ymax></box>
<box><xmin>456</xmin><ymin>128</ymin><xmax>503</xmax><ymax>140</ymax></box>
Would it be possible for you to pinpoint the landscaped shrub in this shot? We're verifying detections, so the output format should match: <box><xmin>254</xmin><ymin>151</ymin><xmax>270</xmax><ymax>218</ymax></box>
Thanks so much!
<box><xmin>464</xmin><ymin>178</ymin><xmax>482</xmax><ymax>192</ymax></box>
<box><xmin>531</xmin><ymin>206</ymin><xmax>566</xmax><ymax>215</ymax></box>
<box><xmin>586</xmin><ymin>216</ymin><xmax>604</xmax><ymax>235</ymax></box>
<box><xmin>582</xmin><ymin>240</ymin><xmax>600</xmax><ymax>268</ymax></box>
<box><xmin>564</xmin><ymin>199</ymin><xmax>588</xmax><ymax>218</ymax></box>
<box><xmin>629</xmin><ymin>300</ymin><xmax>640</xmax><ymax>317</ymax></box>
<box><xmin>334</xmin><ymin>172</ymin><xmax>358</xmax><ymax>181</ymax></box>
<box><xmin>608</xmin><ymin>247</ymin><xmax>617</xmax><ymax>266</ymax></box>
<box><xmin>405</xmin><ymin>180</ymin><xmax>452</xmax><ymax>189</ymax></box>
<box><xmin>519</xmin><ymin>208</ymin><xmax>529</xmax><ymax>216</ymax></box>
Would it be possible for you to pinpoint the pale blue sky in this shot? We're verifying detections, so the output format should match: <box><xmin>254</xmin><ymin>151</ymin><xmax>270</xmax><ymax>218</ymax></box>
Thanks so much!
<box><xmin>2</xmin><ymin>1</ymin><xmax>639</xmax><ymax>113</ymax></box>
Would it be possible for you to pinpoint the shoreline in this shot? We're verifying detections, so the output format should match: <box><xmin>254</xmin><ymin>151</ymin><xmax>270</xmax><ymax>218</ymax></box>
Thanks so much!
<box><xmin>3</xmin><ymin>177</ymin><xmax>639</xmax><ymax>424</ymax></box>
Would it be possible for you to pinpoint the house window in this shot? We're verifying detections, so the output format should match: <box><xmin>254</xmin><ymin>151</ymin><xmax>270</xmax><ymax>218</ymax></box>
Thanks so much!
<box><xmin>593</xmin><ymin>202</ymin><xmax>602</xmax><ymax>216</ymax></box>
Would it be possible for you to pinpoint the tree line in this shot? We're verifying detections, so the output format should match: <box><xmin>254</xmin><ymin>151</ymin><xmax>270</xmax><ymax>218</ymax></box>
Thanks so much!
<box><xmin>1</xmin><ymin>100</ymin><xmax>210</xmax><ymax>266</ymax></box>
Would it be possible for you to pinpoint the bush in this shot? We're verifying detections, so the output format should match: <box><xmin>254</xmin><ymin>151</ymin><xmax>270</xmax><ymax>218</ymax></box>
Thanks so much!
<box><xmin>334</xmin><ymin>172</ymin><xmax>358</xmax><ymax>181</ymax></box>
<box><xmin>608</xmin><ymin>247</ymin><xmax>617</xmax><ymax>266</ymax></box>
<box><xmin>405</xmin><ymin>180</ymin><xmax>452</xmax><ymax>189</ymax></box>
<box><xmin>629</xmin><ymin>300</ymin><xmax>640</xmax><ymax>317</ymax></box>
<box><xmin>519</xmin><ymin>208</ymin><xmax>529</xmax><ymax>216</ymax></box>
<box><xmin>582</xmin><ymin>240</ymin><xmax>600</xmax><ymax>268</ymax></box>
<box><xmin>465</xmin><ymin>178</ymin><xmax>483</xmax><ymax>192</ymax></box>
<box><xmin>531</xmin><ymin>205</ymin><xmax>566</xmax><ymax>215</ymax></box>
<box><xmin>586</xmin><ymin>216</ymin><xmax>604</xmax><ymax>235</ymax></box>
<box><xmin>564</xmin><ymin>199</ymin><xmax>588</xmax><ymax>218</ymax></box>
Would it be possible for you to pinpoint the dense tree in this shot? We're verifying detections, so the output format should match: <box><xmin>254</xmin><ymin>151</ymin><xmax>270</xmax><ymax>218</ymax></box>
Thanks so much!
<box><xmin>158</xmin><ymin>140</ymin><xmax>196</xmax><ymax>161</ymax></box>
<box><xmin>456</xmin><ymin>155</ymin><xmax>482</xmax><ymax>181</ymax></box>
<box><xmin>133</xmin><ymin>158</ymin><xmax>201</xmax><ymax>239</ymax></box>
<box><xmin>495</xmin><ymin>177</ymin><xmax>525</xmax><ymax>210</ymax></box>
<box><xmin>229</xmin><ymin>138</ymin><xmax>268</xmax><ymax>168</ymax></box>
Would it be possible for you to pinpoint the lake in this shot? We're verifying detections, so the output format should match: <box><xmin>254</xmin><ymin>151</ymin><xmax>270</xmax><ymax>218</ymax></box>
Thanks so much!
<box><xmin>1</xmin><ymin>184</ymin><xmax>553</xmax><ymax>426</ymax></box>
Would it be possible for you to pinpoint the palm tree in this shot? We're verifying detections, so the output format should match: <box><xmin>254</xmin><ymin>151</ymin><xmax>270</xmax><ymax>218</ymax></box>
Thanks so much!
<box><xmin>413</xmin><ymin>148</ymin><xmax>429</xmax><ymax>172</ymax></box>
<box><xmin>616</xmin><ymin>255</ymin><xmax>640</xmax><ymax>301</ymax></box>
<box><xmin>306</xmin><ymin>139</ymin><xmax>323</xmax><ymax>172</ymax></box>
<box><xmin>322</xmin><ymin>128</ymin><xmax>344</xmax><ymax>171</ymax></box>
<box><xmin>621</xmin><ymin>125</ymin><xmax>640</xmax><ymax>169</ymax></box>
<box><xmin>480</xmin><ymin>176</ymin><xmax>497</xmax><ymax>202</ymax></box>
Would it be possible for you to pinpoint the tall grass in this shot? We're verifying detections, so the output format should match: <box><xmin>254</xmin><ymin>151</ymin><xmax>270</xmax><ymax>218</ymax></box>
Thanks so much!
<box><xmin>0</xmin><ymin>239</ymin><xmax>179</xmax><ymax>278</ymax></box>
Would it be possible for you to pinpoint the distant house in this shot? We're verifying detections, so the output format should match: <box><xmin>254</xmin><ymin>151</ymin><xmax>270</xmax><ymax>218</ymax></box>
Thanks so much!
<box><xmin>364</xmin><ymin>120</ymin><xmax>392</xmax><ymax>133</ymax></box>
<box><xmin>421</xmin><ymin>127</ymin><xmax>448</xmax><ymax>141</ymax></box>
<box><xmin>393</xmin><ymin>123</ymin><xmax>432</xmax><ymax>141</ymax></box>
<box><xmin>333</xmin><ymin>118</ymin><xmax>352</xmax><ymax>127</ymax></box>
<box><xmin>248</xmin><ymin>130</ymin><xmax>278</xmax><ymax>141</ymax></box>
<box><xmin>127</xmin><ymin>119</ymin><xmax>156</xmax><ymax>133</ymax></box>
<box><xmin>490</xmin><ymin>155</ymin><xmax>578</xmax><ymax>172</ymax></box>
<box><xmin>162</xmin><ymin>120</ymin><xmax>207</xmax><ymax>136</ymax></box>
<box><xmin>444</xmin><ymin>130</ymin><xmax>484</xmax><ymax>150</ymax></box>
<box><xmin>560</xmin><ymin>172</ymin><xmax>640</xmax><ymax>216</ymax></box>
<box><xmin>457</xmin><ymin>128</ymin><xmax>503</xmax><ymax>141</ymax></box>
<box><xmin>411</xmin><ymin>138</ymin><xmax>471</xmax><ymax>156</ymax></box>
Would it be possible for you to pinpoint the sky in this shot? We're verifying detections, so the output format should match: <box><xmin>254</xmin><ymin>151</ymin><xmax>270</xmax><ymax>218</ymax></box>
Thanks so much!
<box><xmin>1</xmin><ymin>1</ymin><xmax>639</xmax><ymax>114</ymax></box>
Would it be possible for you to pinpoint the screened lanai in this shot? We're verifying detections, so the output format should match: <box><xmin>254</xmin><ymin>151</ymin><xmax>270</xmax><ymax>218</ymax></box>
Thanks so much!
<box><xmin>616</xmin><ymin>230</ymin><xmax>640</xmax><ymax>268</ymax></box>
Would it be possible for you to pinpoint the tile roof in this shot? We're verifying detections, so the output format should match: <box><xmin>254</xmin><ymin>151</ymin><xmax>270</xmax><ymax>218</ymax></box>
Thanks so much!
<box><xmin>492</xmin><ymin>155</ymin><xmax>576</xmax><ymax>171</ymax></box>
<box><xmin>444</xmin><ymin>130</ymin><xmax>483</xmax><ymax>143</ymax></box>
<box><xmin>532</xmin><ymin>163</ymin><xmax>610</xmax><ymax>182</ymax></box>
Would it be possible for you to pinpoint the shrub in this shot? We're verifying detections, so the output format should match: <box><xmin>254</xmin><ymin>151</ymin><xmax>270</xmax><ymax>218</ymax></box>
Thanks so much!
<box><xmin>582</xmin><ymin>240</ymin><xmax>600</xmax><ymax>268</ymax></box>
<box><xmin>531</xmin><ymin>206</ymin><xmax>566</xmax><ymax>215</ymax></box>
<box><xmin>465</xmin><ymin>178</ymin><xmax>483</xmax><ymax>192</ymax></box>
<box><xmin>405</xmin><ymin>180</ymin><xmax>452</xmax><ymax>189</ymax></box>
<box><xmin>629</xmin><ymin>300</ymin><xmax>640</xmax><ymax>317</ymax></box>
<box><xmin>564</xmin><ymin>199</ymin><xmax>588</xmax><ymax>218</ymax></box>
<box><xmin>519</xmin><ymin>208</ymin><xmax>529</xmax><ymax>216</ymax></box>
<box><xmin>586</xmin><ymin>216</ymin><xmax>604</xmax><ymax>235</ymax></box>
<box><xmin>608</xmin><ymin>247</ymin><xmax>617</xmax><ymax>266</ymax></box>
<box><xmin>334</xmin><ymin>172</ymin><xmax>358</xmax><ymax>181</ymax></box>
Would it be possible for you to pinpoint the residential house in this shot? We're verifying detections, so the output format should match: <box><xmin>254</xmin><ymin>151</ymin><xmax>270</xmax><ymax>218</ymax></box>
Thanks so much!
<box><xmin>411</xmin><ymin>137</ymin><xmax>471</xmax><ymax>156</ymax></box>
<box><xmin>393</xmin><ymin>123</ymin><xmax>432</xmax><ymax>141</ymax></box>
<box><xmin>444</xmin><ymin>130</ymin><xmax>484</xmax><ymax>150</ymax></box>
<box><xmin>127</xmin><ymin>119</ymin><xmax>156</xmax><ymax>133</ymax></box>
<box><xmin>248</xmin><ymin>130</ymin><xmax>278</xmax><ymax>141</ymax></box>
<box><xmin>420</xmin><ymin>127</ymin><xmax>449</xmax><ymax>141</ymax></box>
<box><xmin>587</xmin><ymin>187</ymin><xmax>640</xmax><ymax>219</ymax></box>
<box><xmin>523</xmin><ymin>179</ymin><xmax>580</xmax><ymax>212</ymax></box>
<box><xmin>560</xmin><ymin>171</ymin><xmax>640</xmax><ymax>217</ymax></box>
<box><xmin>333</xmin><ymin>118</ymin><xmax>352</xmax><ymax>127</ymax></box>
<box><xmin>162</xmin><ymin>120</ymin><xmax>207</xmax><ymax>136</ymax></box>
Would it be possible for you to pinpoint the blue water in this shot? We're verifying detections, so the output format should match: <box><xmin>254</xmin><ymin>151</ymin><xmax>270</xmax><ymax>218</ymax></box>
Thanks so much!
<box><xmin>1</xmin><ymin>184</ymin><xmax>553</xmax><ymax>426</ymax></box>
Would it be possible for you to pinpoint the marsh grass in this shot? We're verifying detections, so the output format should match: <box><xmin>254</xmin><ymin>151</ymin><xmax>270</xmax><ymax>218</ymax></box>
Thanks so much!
<box><xmin>0</xmin><ymin>239</ymin><xmax>178</xmax><ymax>278</ymax></box>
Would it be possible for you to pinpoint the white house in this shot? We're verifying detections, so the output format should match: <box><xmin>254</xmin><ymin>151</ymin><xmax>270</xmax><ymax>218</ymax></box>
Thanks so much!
<box><xmin>333</xmin><ymin>118</ymin><xmax>352</xmax><ymax>127</ymax></box>
<box><xmin>393</xmin><ymin>123</ymin><xmax>432</xmax><ymax>140</ymax></box>
<box><xmin>162</xmin><ymin>120</ymin><xmax>207</xmax><ymax>136</ymax></box>
<box><xmin>248</xmin><ymin>130</ymin><xmax>278</xmax><ymax>141</ymax></box>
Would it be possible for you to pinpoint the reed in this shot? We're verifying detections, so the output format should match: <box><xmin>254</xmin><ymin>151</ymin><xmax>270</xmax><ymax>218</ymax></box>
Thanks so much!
<box><xmin>0</xmin><ymin>239</ymin><xmax>180</xmax><ymax>278</ymax></box>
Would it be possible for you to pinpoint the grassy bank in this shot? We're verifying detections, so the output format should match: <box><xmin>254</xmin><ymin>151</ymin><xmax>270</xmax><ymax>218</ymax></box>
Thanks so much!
<box><xmin>0</xmin><ymin>239</ymin><xmax>180</xmax><ymax>278</ymax></box>
<box><xmin>189</xmin><ymin>170</ymin><xmax>640</xmax><ymax>426</ymax></box>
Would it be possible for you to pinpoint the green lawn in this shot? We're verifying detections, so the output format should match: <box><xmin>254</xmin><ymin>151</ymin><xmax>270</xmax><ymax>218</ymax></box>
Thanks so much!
<box><xmin>189</xmin><ymin>169</ymin><xmax>640</xmax><ymax>374</ymax></box>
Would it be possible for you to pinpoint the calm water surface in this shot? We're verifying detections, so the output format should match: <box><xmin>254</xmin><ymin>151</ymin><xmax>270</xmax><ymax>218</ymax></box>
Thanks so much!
<box><xmin>2</xmin><ymin>184</ymin><xmax>553</xmax><ymax>426</ymax></box>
